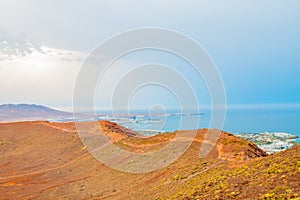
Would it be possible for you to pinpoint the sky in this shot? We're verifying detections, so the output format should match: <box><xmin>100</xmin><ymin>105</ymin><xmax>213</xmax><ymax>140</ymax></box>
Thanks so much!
<box><xmin>0</xmin><ymin>0</ymin><xmax>300</xmax><ymax>112</ymax></box>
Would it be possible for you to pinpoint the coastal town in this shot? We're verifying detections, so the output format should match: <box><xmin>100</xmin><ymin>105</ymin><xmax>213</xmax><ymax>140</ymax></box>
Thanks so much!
<box><xmin>236</xmin><ymin>132</ymin><xmax>299</xmax><ymax>154</ymax></box>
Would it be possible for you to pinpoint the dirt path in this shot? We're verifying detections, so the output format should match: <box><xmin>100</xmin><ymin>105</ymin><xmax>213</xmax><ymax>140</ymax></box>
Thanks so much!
<box><xmin>180</xmin><ymin>161</ymin><xmax>225</xmax><ymax>183</ymax></box>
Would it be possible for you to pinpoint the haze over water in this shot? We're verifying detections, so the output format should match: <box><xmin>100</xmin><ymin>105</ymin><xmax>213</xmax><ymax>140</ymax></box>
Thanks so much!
<box><xmin>96</xmin><ymin>106</ymin><xmax>300</xmax><ymax>141</ymax></box>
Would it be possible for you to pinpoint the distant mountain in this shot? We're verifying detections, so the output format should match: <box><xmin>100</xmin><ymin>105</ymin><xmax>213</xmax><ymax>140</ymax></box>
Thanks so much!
<box><xmin>0</xmin><ymin>104</ymin><xmax>71</xmax><ymax>121</ymax></box>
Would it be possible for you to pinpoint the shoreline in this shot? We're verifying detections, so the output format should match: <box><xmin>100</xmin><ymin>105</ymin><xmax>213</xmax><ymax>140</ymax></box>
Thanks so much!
<box><xmin>1</xmin><ymin>117</ymin><xmax>298</xmax><ymax>154</ymax></box>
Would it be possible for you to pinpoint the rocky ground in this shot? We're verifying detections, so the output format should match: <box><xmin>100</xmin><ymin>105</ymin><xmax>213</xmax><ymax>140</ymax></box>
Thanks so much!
<box><xmin>0</xmin><ymin>121</ymin><xmax>299</xmax><ymax>199</ymax></box>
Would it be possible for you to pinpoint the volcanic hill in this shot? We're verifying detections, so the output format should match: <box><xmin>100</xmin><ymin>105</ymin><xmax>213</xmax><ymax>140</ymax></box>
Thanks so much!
<box><xmin>0</xmin><ymin>121</ymin><xmax>299</xmax><ymax>199</ymax></box>
<box><xmin>0</xmin><ymin>104</ymin><xmax>71</xmax><ymax>122</ymax></box>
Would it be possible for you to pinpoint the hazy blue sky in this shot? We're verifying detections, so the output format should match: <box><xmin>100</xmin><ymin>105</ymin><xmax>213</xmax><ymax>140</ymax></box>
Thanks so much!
<box><xmin>0</xmin><ymin>0</ymin><xmax>299</xmax><ymax>111</ymax></box>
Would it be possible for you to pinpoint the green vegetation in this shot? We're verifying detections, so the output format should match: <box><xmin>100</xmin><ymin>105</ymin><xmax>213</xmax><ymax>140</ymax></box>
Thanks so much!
<box><xmin>159</xmin><ymin>145</ymin><xmax>300</xmax><ymax>200</ymax></box>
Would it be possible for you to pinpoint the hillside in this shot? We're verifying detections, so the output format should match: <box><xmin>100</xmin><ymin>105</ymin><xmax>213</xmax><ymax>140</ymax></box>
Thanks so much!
<box><xmin>0</xmin><ymin>104</ymin><xmax>70</xmax><ymax>121</ymax></box>
<box><xmin>0</xmin><ymin>121</ymin><xmax>299</xmax><ymax>199</ymax></box>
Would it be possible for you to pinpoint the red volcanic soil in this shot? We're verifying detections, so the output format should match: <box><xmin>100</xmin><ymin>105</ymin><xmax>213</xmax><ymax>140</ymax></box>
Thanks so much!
<box><xmin>0</xmin><ymin>121</ymin><xmax>299</xmax><ymax>199</ymax></box>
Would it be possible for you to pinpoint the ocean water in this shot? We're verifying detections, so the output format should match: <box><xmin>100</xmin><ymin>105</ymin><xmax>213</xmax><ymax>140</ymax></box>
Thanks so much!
<box><xmin>98</xmin><ymin>107</ymin><xmax>300</xmax><ymax>141</ymax></box>
<box><xmin>222</xmin><ymin>108</ymin><xmax>300</xmax><ymax>137</ymax></box>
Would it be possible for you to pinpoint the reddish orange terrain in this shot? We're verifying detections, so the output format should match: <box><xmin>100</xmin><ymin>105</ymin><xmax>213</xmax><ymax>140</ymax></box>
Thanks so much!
<box><xmin>0</xmin><ymin>121</ymin><xmax>299</xmax><ymax>200</ymax></box>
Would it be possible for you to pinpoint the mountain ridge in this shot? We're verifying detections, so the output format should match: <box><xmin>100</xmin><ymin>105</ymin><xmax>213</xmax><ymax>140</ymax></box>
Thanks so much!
<box><xmin>1</xmin><ymin>121</ymin><xmax>299</xmax><ymax>199</ymax></box>
<box><xmin>0</xmin><ymin>103</ymin><xmax>70</xmax><ymax>121</ymax></box>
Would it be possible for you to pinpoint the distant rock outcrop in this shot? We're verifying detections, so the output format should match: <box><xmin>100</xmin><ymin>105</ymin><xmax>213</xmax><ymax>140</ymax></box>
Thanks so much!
<box><xmin>0</xmin><ymin>103</ymin><xmax>70</xmax><ymax>121</ymax></box>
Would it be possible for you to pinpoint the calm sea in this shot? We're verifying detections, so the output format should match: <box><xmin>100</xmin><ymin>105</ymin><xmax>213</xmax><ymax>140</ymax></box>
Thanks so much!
<box><xmin>103</xmin><ymin>107</ymin><xmax>300</xmax><ymax>141</ymax></box>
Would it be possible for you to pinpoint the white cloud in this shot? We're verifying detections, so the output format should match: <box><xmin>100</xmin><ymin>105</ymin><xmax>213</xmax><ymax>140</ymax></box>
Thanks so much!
<box><xmin>0</xmin><ymin>45</ymin><xmax>87</xmax><ymax>109</ymax></box>
<box><xmin>0</xmin><ymin>30</ymin><xmax>43</xmax><ymax>59</ymax></box>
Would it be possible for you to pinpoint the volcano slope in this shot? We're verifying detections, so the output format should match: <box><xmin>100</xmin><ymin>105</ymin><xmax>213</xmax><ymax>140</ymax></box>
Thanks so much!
<box><xmin>0</xmin><ymin>121</ymin><xmax>299</xmax><ymax>200</ymax></box>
